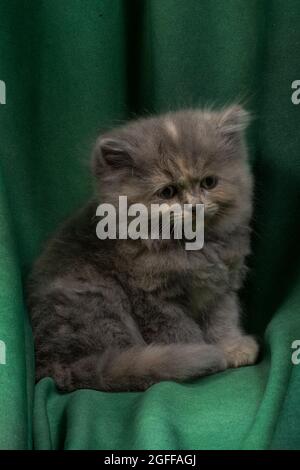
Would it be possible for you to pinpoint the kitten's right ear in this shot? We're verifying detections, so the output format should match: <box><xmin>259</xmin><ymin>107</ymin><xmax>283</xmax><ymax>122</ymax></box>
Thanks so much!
<box><xmin>93</xmin><ymin>136</ymin><xmax>134</xmax><ymax>173</ymax></box>
<box><xmin>218</xmin><ymin>106</ymin><xmax>251</xmax><ymax>137</ymax></box>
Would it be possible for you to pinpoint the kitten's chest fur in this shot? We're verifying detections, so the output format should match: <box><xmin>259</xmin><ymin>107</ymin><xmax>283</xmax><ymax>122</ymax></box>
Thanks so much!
<box><xmin>177</xmin><ymin>244</ymin><xmax>232</xmax><ymax>317</ymax></box>
<box><xmin>123</xmin><ymin>238</ymin><xmax>237</xmax><ymax>317</ymax></box>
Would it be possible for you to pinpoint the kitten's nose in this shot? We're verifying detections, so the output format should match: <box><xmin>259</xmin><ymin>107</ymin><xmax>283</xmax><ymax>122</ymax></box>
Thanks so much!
<box><xmin>185</xmin><ymin>194</ymin><xmax>203</xmax><ymax>206</ymax></box>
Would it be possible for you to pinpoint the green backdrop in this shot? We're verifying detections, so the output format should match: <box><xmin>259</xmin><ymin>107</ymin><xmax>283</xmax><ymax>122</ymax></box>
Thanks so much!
<box><xmin>0</xmin><ymin>0</ymin><xmax>300</xmax><ymax>450</ymax></box>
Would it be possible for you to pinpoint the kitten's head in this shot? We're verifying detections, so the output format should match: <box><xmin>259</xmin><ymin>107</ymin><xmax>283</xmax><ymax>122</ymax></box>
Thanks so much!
<box><xmin>92</xmin><ymin>106</ymin><xmax>253</xmax><ymax>241</ymax></box>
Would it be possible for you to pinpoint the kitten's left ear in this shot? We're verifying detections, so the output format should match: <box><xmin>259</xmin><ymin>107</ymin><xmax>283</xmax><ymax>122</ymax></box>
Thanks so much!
<box><xmin>218</xmin><ymin>105</ymin><xmax>251</xmax><ymax>137</ymax></box>
<box><xmin>92</xmin><ymin>135</ymin><xmax>135</xmax><ymax>175</ymax></box>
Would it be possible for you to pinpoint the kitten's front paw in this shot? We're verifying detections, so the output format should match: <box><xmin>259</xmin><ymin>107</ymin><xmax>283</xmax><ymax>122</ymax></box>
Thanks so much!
<box><xmin>220</xmin><ymin>335</ymin><xmax>259</xmax><ymax>369</ymax></box>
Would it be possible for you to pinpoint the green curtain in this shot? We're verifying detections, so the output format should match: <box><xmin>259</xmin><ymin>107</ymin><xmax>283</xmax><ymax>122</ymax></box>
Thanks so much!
<box><xmin>0</xmin><ymin>0</ymin><xmax>300</xmax><ymax>450</ymax></box>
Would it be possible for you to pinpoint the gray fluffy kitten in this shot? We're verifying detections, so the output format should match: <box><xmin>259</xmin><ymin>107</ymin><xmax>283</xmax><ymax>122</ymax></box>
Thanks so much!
<box><xmin>27</xmin><ymin>106</ymin><xmax>259</xmax><ymax>392</ymax></box>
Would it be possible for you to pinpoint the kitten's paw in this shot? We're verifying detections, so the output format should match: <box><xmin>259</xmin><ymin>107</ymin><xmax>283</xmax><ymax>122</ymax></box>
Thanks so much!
<box><xmin>220</xmin><ymin>335</ymin><xmax>259</xmax><ymax>368</ymax></box>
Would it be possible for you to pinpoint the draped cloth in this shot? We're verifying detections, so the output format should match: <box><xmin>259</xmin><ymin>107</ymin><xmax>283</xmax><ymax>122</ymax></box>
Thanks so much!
<box><xmin>0</xmin><ymin>0</ymin><xmax>299</xmax><ymax>449</ymax></box>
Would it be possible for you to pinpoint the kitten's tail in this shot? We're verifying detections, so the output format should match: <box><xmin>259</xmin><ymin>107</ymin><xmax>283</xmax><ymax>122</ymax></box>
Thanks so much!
<box><xmin>52</xmin><ymin>343</ymin><xmax>227</xmax><ymax>392</ymax></box>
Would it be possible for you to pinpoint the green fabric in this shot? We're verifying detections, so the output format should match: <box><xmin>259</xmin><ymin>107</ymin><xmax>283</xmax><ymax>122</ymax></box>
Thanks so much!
<box><xmin>0</xmin><ymin>0</ymin><xmax>299</xmax><ymax>450</ymax></box>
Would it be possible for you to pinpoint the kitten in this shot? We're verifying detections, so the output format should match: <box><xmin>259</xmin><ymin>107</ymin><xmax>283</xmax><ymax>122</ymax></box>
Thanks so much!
<box><xmin>27</xmin><ymin>106</ymin><xmax>259</xmax><ymax>392</ymax></box>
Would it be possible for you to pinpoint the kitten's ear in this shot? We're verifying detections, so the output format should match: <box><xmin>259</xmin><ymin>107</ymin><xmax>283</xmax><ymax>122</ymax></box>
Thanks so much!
<box><xmin>98</xmin><ymin>137</ymin><xmax>134</xmax><ymax>168</ymax></box>
<box><xmin>218</xmin><ymin>106</ymin><xmax>251</xmax><ymax>137</ymax></box>
<box><xmin>93</xmin><ymin>136</ymin><xmax>134</xmax><ymax>172</ymax></box>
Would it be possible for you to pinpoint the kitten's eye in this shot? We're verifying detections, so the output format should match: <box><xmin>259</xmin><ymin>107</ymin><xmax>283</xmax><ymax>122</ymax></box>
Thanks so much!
<box><xmin>201</xmin><ymin>176</ymin><xmax>218</xmax><ymax>190</ymax></box>
<box><xmin>159</xmin><ymin>185</ymin><xmax>177</xmax><ymax>199</ymax></box>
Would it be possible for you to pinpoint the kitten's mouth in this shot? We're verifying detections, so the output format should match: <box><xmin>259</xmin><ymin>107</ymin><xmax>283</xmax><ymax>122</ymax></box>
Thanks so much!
<box><xmin>148</xmin><ymin>211</ymin><xmax>204</xmax><ymax>242</ymax></box>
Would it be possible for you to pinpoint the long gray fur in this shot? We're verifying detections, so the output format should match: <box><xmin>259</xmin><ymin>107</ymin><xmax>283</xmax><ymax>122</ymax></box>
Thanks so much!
<box><xmin>27</xmin><ymin>106</ymin><xmax>259</xmax><ymax>392</ymax></box>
